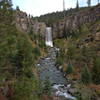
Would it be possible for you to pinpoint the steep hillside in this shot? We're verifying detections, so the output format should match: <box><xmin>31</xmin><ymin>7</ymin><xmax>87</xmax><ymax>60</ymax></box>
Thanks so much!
<box><xmin>0</xmin><ymin>1</ymin><xmax>46</xmax><ymax>100</ymax></box>
<box><xmin>53</xmin><ymin>4</ymin><xmax>100</xmax><ymax>38</ymax></box>
<box><xmin>0</xmin><ymin>1</ymin><xmax>100</xmax><ymax>100</ymax></box>
<box><xmin>33</xmin><ymin>4</ymin><xmax>100</xmax><ymax>39</ymax></box>
<box><xmin>53</xmin><ymin>5</ymin><xmax>100</xmax><ymax>100</ymax></box>
<box><xmin>15</xmin><ymin>10</ymin><xmax>46</xmax><ymax>38</ymax></box>
<box><xmin>33</xmin><ymin>6</ymin><xmax>91</xmax><ymax>26</ymax></box>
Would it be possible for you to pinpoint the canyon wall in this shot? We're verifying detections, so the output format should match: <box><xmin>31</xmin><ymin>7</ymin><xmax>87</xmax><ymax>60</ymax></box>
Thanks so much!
<box><xmin>53</xmin><ymin>5</ymin><xmax>100</xmax><ymax>38</ymax></box>
<box><xmin>15</xmin><ymin>11</ymin><xmax>46</xmax><ymax>38</ymax></box>
<box><xmin>14</xmin><ymin>5</ymin><xmax>100</xmax><ymax>39</ymax></box>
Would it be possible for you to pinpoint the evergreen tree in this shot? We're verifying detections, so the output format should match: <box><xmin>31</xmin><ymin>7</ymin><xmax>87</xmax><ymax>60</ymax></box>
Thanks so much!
<box><xmin>0</xmin><ymin>0</ymin><xmax>13</xmax><ymax>25</ymax></box>
<box><xmin>81</xmin><ymin>65</ymin><xmax>92</xmax><ymax>85</ymax></box>
<box><xmin>87</xmin><ymin>0</ymin><xmax>91</xmax><ymax>7</ymax></box>
<box><xmin>92</xmin><ymin>57</ymin><xmax>100</xmax><ymax>84</ymax></box>
<box><xmin>43</xmin><ymin>76</ymin><xmax>51</xmax><ymax>95</ymax></box>
<box><xmin>1</xmin><ymin>0</ymin><xmax>12</xmax><ymax>9</ymax></box>
<box><xmin>16</xmin><ymin>6</ymin><xmax>20</xmax><ymax>11</ymax></box>
<box><xmin>98</xmin><ymin>0</ymin><xmax>100</xmax><ymax>4</ymax></box>
<box><xmin>0</xmin><ymin>0</ymin><xmax>43</xmax><ymax>99</ymax></box>
<box><xmin>66</xmin><ymin>63</ymin><xmax>73</xmax><ymax>74</ymax></box>
<box><xmin>76</xmin><ymin>0</ymin><xmax>79</xmax><ymax>9</ymax></box>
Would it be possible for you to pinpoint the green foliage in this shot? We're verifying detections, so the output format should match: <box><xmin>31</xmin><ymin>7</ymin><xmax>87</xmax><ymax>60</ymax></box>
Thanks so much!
<box><xmin>29</xmin><ymin>32</ymin><xmax>45</xmax><ymax>49</ymax></box>
<box><xmin>0</xmin><ymin>0</ymin><xmax>13</xmax><ymax>25</ymax></box>
<box><xmin>16</xmin><ymin>6</ymin><xmax>20</xmax><ymax>11</ymax></box>
<box><xmin>80</xmin><ymin>24</ymin><xmax>90</xmax><ymax>35</ymax></box>
<box><xmin>66</xmin><ymin>63</ymin><xmax>73</xmax><ymax>74</ymax></box>
<box><xmin>71</xmin><ymin>24</ymin><xmax>90</xmax><ymax>39</ymax></box>
<box><xmin>13</xmin><ymin>77</ymin><xmax>40</xmax><ymax>100</ymax></box>
<box><xmin>33</xmin><ymin>7</ymin><xmax>88</xmax><ymax>26</ymax></box>
<box><xmin>67</xmin><ymin>43</ymin><xmax>76</xmax><ymax>60</ymax></box>
<box><xmin>0</xmin><ymin>0</ymin><xmax>16</xmax><ymax>79</ymax></box>
<box><xmin>92</xmin><ymin>56</ymin><xmax>100</xmax><ymax>84</ymax></box>
<box><xmin>43</xmin><ymin>76</ymin><xmax>51</xmax><ymax>95</ymax></box>
<box><xmin>79</xmin><ymin>46</ymin><xmax>95</xmax><ymax>63</ymax></box>
<box><xmin>81</xmin><ymin>65</ymin><xmax>92</xmax><ymax>84</ymax></box>
<box><xmin>75</xmin><ymin>84</ymin><xmax>92</xmax><ymax>100</ymax></box>
<box><xmin>0</xmin><ymin>2</ymin><xmax>43</xmax><ymax>100</ymax></box>
<box><xmin>33</xmin><ymin>47</ymin><xmax>41</xmax><ymax>58</ymax></box>
<box><xmin>38</xmin><ymin>39</ymin><xmax>45</xmax><ymax>48</ymax></box>
<box><xmin>11</xmin><ymin>36</ymin><xmax>35</xmax><ymax>77</ymax></box>
<box><xmin>56</xmin><ymin>56</ymin><xmax>63</xmax><ymax>66</ymax></box>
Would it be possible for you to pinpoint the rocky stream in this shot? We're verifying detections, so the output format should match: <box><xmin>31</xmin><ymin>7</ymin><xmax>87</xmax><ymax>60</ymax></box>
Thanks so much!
<box><xmin>37</xmin><ymin>47</ymin><xmax>76</xmax><ymax>100</ymax></box>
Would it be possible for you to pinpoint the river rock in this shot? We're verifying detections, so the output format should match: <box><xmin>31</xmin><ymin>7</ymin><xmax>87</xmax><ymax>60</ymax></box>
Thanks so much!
<box><xmin>68</xmin><ymin>88</ymin><xmax>78</xmax><ymax>95</ymax></box>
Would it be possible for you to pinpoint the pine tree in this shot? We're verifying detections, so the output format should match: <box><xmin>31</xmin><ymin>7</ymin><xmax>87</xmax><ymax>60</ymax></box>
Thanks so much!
<box><xmin>76</xmin><ymin>0</ymin><xmax>79</xmax><ymax>9</ymax></box>
<box><xmin>81</xmin><ymin>65</ymin><xmax>92</xmax><ymax>85</ymax></box>
<box><xmin>16</xmin><ymin>6</ymin><xmax>20</xmax><ymax>11</ymax></box>
<box><xmin>43</xmin><ymin>76</ymin><xmax>51</xmax><ymax>95</ymax></box>
<box><xmin>0</xmin><ymin>0</ymin><xmax>12</xmax><ymax>9</ymax></box>
<box><xmin>87</xmin><ymin>0</ymin><xmax>91</xmax><ymax>7</ymax></box>
<box><xmin>92</xmin><ymin>57</ymin><xmax>100</xmax><ymax>84</ymax></box>
<box><xmin>0</xmin><ymin>0</ymin><xmax>13</xmax><ymax>25</ymax></box>
<box><xmin>98</xmin><ymin>0</ymin><xmax>100</xmax><ymax>4</ymax></box>
<box><xmin>66</xmin><ymin>63</ymin><xmax>73</xmax><ymax>74</ymax></box>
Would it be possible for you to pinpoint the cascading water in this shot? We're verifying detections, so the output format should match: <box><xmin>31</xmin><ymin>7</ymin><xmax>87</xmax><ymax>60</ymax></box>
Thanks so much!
<box><xmin>45</xmin><ymin>27</ymin><xmax>53</xmax><ymax>47</ymax></box>
<box><xmin>38</xmin><ymin>26</ymin><xmax>76</xmax><ymax>100</ymax></box>
<box><xmin>37</xmin><ymin>48</ymin><xmax>76</xmax><ymax>100</ymax></box>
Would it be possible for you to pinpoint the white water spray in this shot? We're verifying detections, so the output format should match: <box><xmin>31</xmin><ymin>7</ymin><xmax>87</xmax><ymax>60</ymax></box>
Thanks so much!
<box><xmin>45</xmin><ymin>27</ymin><xmax>53</xmax><ymax>47</ymax></box>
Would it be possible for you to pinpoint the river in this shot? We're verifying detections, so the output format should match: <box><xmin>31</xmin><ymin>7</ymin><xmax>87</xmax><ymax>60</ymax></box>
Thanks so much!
<box><xmin>37</xmin><ymin>47</ymin><xmax>76</xmax><ymax>100</ymax></box>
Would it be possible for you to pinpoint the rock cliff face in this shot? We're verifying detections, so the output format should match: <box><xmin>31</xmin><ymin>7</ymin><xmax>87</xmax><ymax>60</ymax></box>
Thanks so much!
<box><xmin>15</xmin><ymin>11</ymin><xmax>46</xmax><ymax>37</ymax></box>
<box><xmin>14</xmin><ymin>5</ymin><xmax>100</xmax><ymax>39</ymax></box>
<box><xmin>53</xmin><ymin>4</ymin><xmax>100</xmax><ymax>38</ymax></box>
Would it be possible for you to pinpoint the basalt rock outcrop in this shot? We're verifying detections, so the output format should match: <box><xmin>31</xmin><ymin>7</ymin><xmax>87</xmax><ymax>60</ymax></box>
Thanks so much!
<box><xmin>14</xmin><ymin>5</ymin><xmax>100</xmax><ymax>39</ymax></box>
<box><xmin>15</xmin><ymin>11</ymin><xmax>46</xmax><ymax>38</ymax></box>
<box><xmin>53</xmin><ymin>4</ymin><xmax>100</xmax><ymax>38</ymax></box>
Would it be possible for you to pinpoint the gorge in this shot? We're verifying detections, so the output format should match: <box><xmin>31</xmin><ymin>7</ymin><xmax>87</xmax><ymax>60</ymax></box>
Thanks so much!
<box><xmin>15</xmin><ymin>4</ymin><xmax>100</xmax><ymax>39</ymax></box>
<box><xmin>0</xmin><ymin>1</ymin><xmax>100</xmax><ymax>100</ymax></box>
<box><xmin>15</xmin><ymin>4</ymin><xmax>100</xmax><ymax>100</ymax></box>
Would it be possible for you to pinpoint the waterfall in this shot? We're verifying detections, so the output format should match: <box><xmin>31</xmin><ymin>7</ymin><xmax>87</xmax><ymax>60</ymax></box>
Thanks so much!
<box><xmin>45</xmin><ymin>27</ymin><xmax>53</xmax><ymax>47</ymax></box>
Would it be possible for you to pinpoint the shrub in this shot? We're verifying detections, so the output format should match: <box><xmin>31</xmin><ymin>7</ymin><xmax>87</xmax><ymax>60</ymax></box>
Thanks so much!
<box><xmin>13</xmin><ymin>77</ymin><xmax>40</xmax><ymax>100</ymax></box>
<box><xmin>92</xmin><ymin>56</ymin><xmax>100</xmax><ymax>84</ymax></box>
<box><xmin>56</xmin><ymin>57</ymin><xmax>63</xmax><ymax>66</ymax></box>
<box><xmin>79</xmin><ymin>24</ymin><xmax>90</xmax><ymax>35</ymax></box>
<box><xmin>75</xmin><ymin>84</ymin><xmax>92</xmax><ymax>100</ymax></box>
<box><xmin>66</xmin><ymin>63</ymin><xmax>73</xmax><ymax>74</ymax></box>
<box><xmin>81</xmin><ymin>65</ymin><xmax>92</xmax><ymax>84</ymax></box>
<box><xmin>33</xmin><ymin>47</ymin><xmax>41</xmax><ymax>58</ymax></box>
<box><xmin>43</xmin><ymin>76</ymin><xmax>51</xmax><ymax>95</ymax></box>
<box><xmin>67</xmin><ymin>43</ymin><xmax>76</xmax><ymax>60</ymax></box>
<box><xmin>0</xmin><ymin>1</ymin><xmax>43</xmax><ymax>100</ymax></box>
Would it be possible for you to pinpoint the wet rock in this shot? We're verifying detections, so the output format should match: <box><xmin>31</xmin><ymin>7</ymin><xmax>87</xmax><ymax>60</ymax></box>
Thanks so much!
<box><xmin>68</xmin><ymin>88</ymin><xmax>78</xmax><ymax>95</ymax></box>
<box><xmin>59</xmin><ymin>66</ymin><xmax>63</xmax><ymax>70</ymax></box>
<box><xmin>95</xmin><ymin>32</ymin><xmax>100</xmax><ymax>41</ymax></box>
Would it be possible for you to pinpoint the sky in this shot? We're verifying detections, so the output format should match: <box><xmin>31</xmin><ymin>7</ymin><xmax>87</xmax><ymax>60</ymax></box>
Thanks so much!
<box><xmin>12</xmin><ymin>0</ymin><xmax>98</xmax><ymax>17</ymax></box>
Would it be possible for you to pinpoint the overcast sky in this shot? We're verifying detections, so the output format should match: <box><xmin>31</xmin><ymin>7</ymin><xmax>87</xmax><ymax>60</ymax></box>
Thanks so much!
<box><xmin>13</xmin><ymin>0</ymin><xmax>98</xmax><ymax>16</ymax></box>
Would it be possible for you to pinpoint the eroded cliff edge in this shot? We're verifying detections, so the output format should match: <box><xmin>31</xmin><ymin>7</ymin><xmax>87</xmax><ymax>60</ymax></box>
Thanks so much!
<box><xmin>53</xmin><ymin>4</ymin><xmax>100</xmax><ymax>38</ymax></box>
<box><xmin>14</xmin><ymin>5</ymin><xmax>100</xmax><ymax>39</ymax></box>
